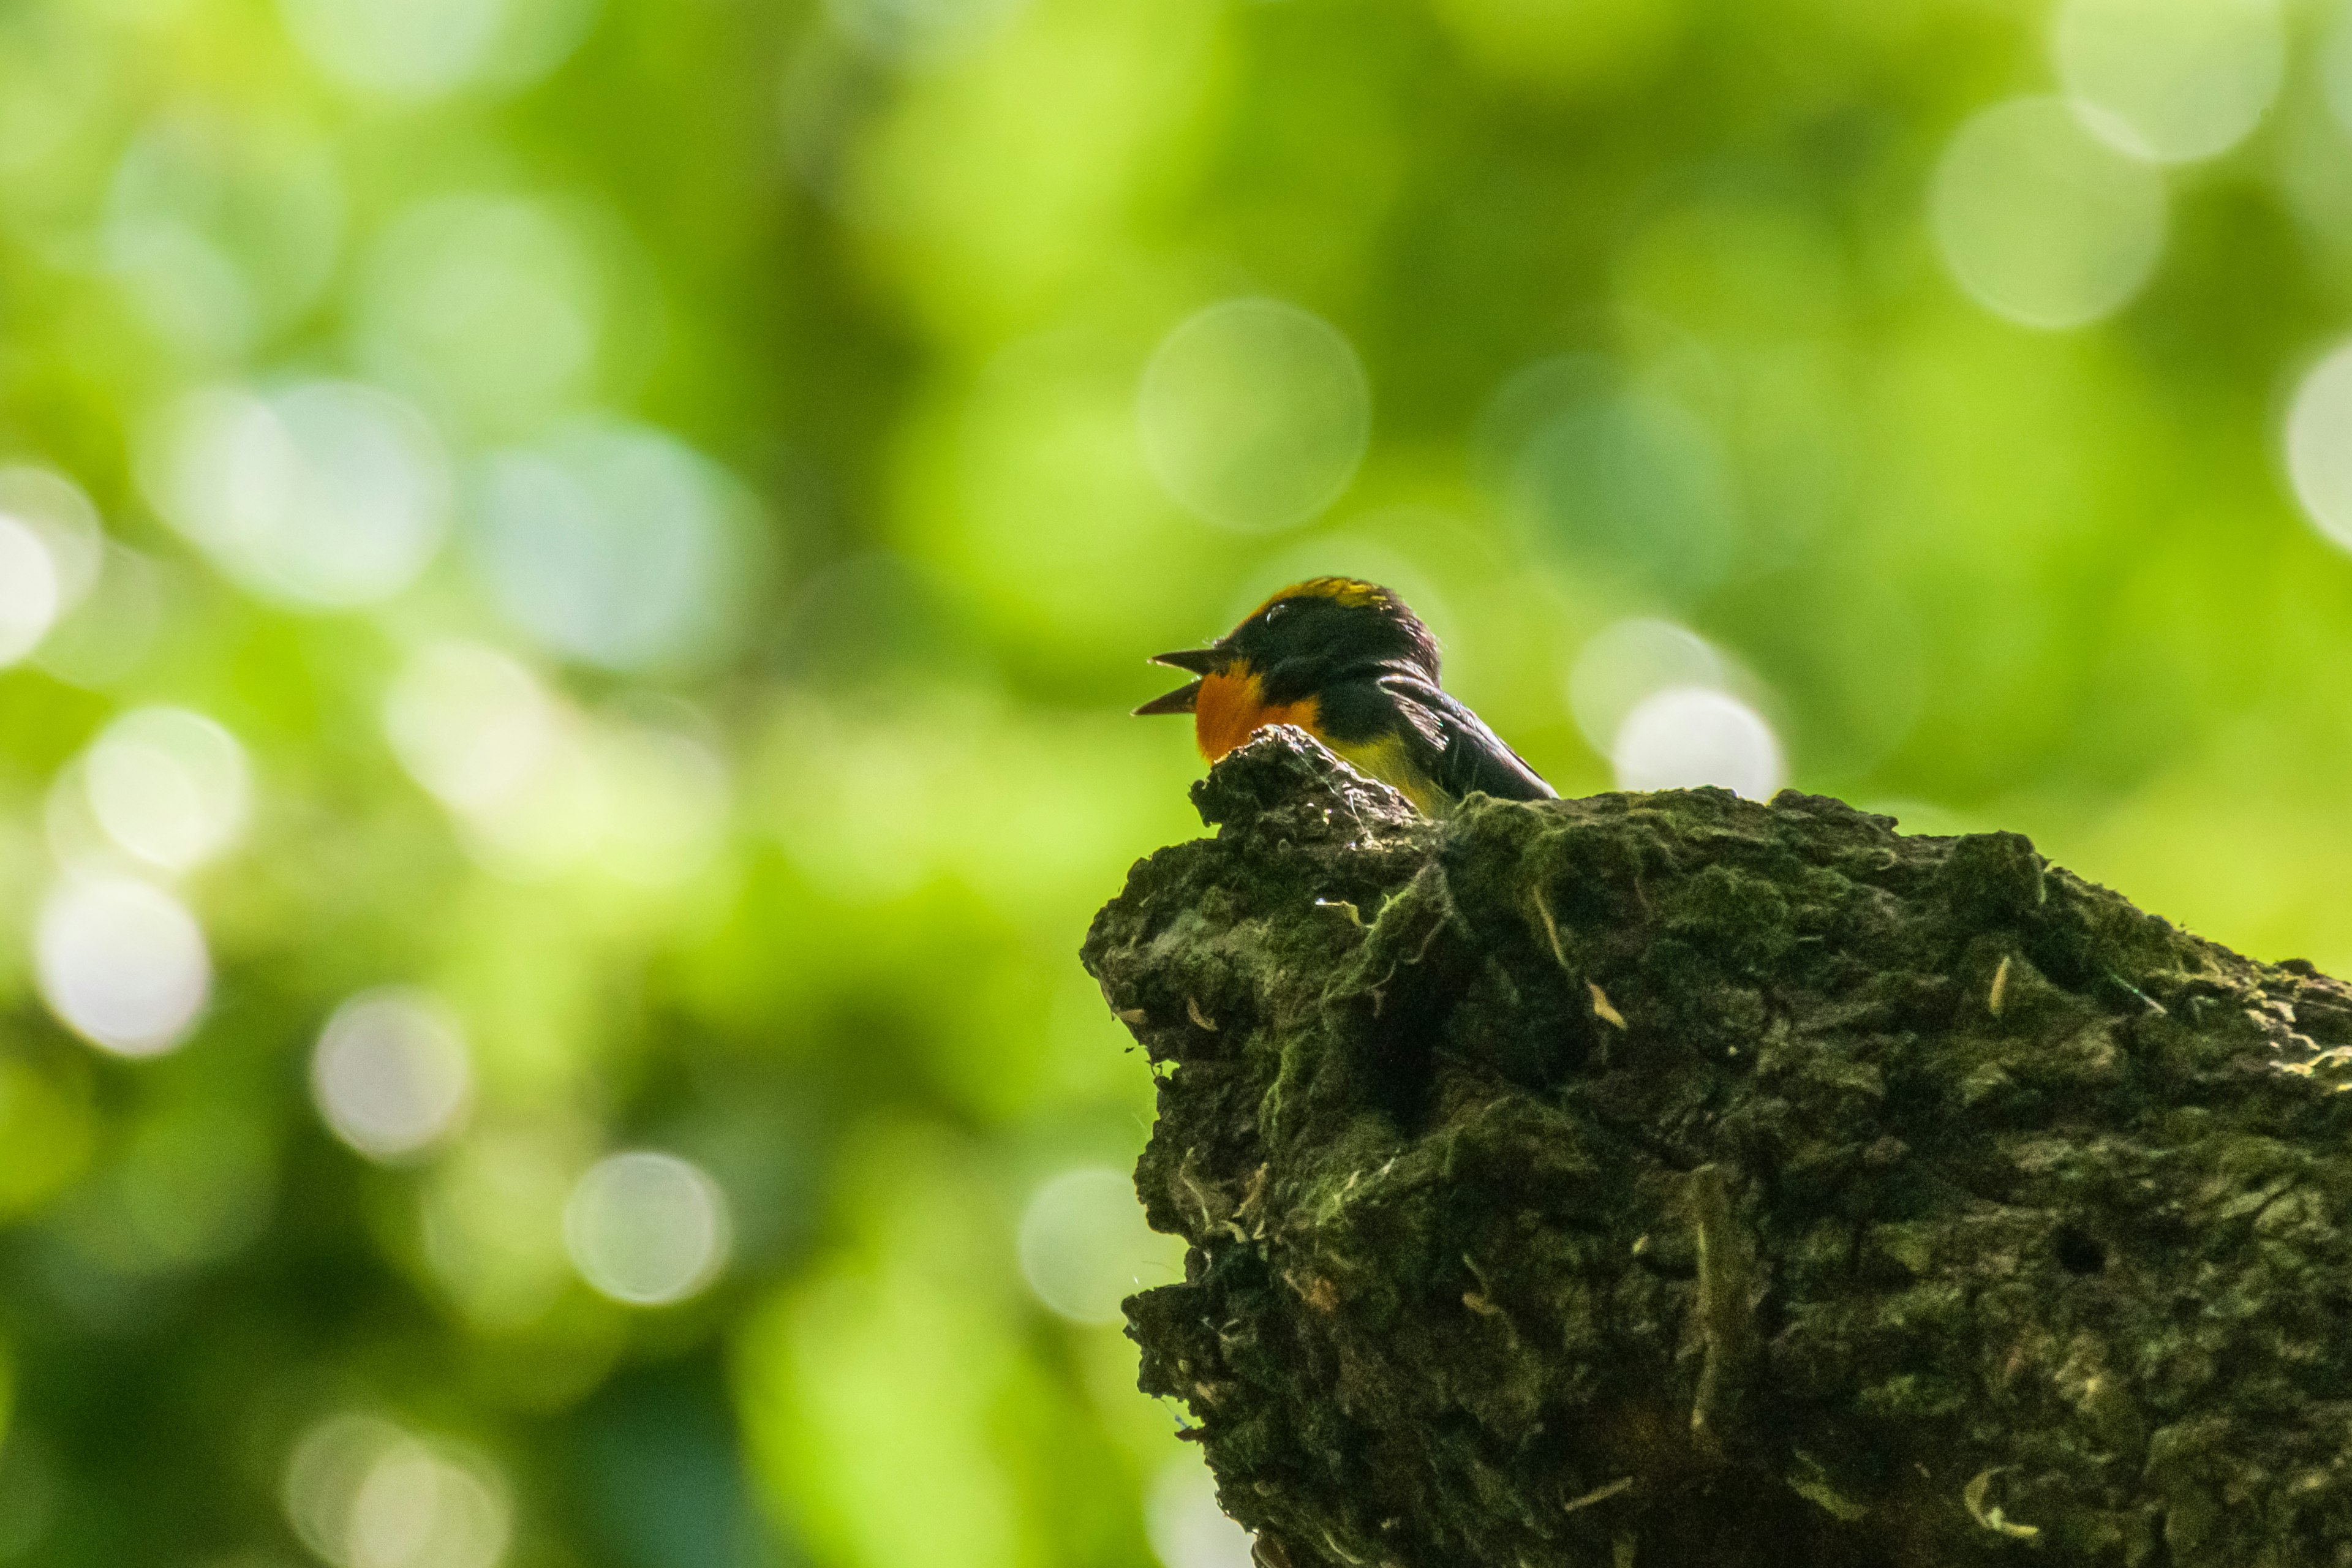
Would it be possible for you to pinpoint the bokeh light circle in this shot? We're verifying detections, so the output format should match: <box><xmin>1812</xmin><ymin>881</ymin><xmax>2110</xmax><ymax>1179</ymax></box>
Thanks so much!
<box><xmin>1016</xmin><ymin>1164</ymin><xmax>1181</xmax><ymax>1326</ymax></box>
<box><xmin>1511</xmin><ymin>392</ymin><xmax>1737</xmax><ymax>599</ymax></box>
<box><xmin>282</xmin><ymin>0</ymin><xmax>502</xmax><ymax>97</ymax></box>
<box><xmin>141</xmin><ymin>380</ymin><xmax>451</xmax><ymax>609</ymax></box>
<box><xmin>356</xmin><ymin>195</ymin><xmax>606</xmax><ymax>436</ymax></box>
<box><xmin>34</xmin><ymin>875</ymin><xmax>211</xmax><ymax>1056</ymax></box>
<box><xmin>312</xmin><ymin>988</ymin><xmax>474</xmax><ymax>1161</ymax></box>
<box><xmin>0</xmin><ymin>464</ymin><xmax>107</xmax><ymax>605</ymax></box>
<box><xmin>563</xmin><ymin>1150</ymin><xmax>731</xmax><ymax>1305</ymax></box>
<box><xmin>282</xmin><ymin>1413</ymin><xmax>511</xmax><ymax>1568</ymax></box>
<box><xmin>1146</xmin><ymin>1453</ymin><xmax>1256</xmax><ymax>1568</ymax></box>
<box><xmin>385</xmin><ymin>644</ymin><xmax>731</xmax><ymax>885</ymax></box>
<box><xmin>1139</xmin><ymin>298</ymin><xmax>1371</xmax><ymax>533</ymax></box>
<box><xmin>81</xmin><ymin>706</ymin><xmax>251</xmax><ymax>873</ymax></box>
<box><xmin>1567</xmin><ymin>618</ymin><xmax>1724</xmax><ymax>754</ymax></box>
<box><xmin>2053</xmin><ymin>0</ymin><xmax>2283</xmax><ymax>164</ymax></box>
<box><xmin>468</xmin><ymin>420</ymin><xmax>758</xmax><ymax>671</ymax></box>
<box><xmin>2285</xmin><ymin>342</ymin><xmax>2352</xmax><ymax>552</ymax></box>
<box><xmin>584</xmin><ymin>723</ymin><xmax>732</xmax><ymax>889</ymax></box>
<box><xmin>0</xmin><ymin>467</ymin><xmax>106</xmax><ymax>668</ymax></box>
<box><xmin>420</xmin><ymin>1128</ymin><xmax>579</xmax><ymax>1329</ymax></box>
<box><xmin>1474</xmin><ymin>358</ymin><xmax>1736</xmax><ymax>602</ymax></box>
<box><xmin>282</xmin><ymin>0</ymin><xmax>598</xmax><ymax>97</ymax></box>
<box><xmin>0</xmin><ymin>516</ymin><xmax>60</xmax><ymax>666</ymax></box>
<box><xmin>1611</xmin><ymin>687</ymin><xmax>1785</xmax><ymax>801</ymax></box>
<box><xmin>383</xmin><ymin>640</ymin><xmax>560</xmax><ymax>815</ymax></box>
<box><xmin>1931</xmin><ymin>96</ymin><xmax>2166</xmax><ymax>330</ymax></box>
<box><xmin>34</xmin><ymin>543</ymin><xmax>164</xmax><ymax>690</ymax></box>
<box><xmin>103</xmin><ymin>108</ymin><xmax>345</xmax><ymax>357</ymax></box>
<box><xmin>347</xmin><ymin>1437</ymin><xmax>509</xmax><ymax>1568</ymax></box>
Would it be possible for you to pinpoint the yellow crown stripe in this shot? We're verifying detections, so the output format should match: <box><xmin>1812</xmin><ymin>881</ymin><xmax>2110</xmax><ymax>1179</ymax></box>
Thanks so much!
<box><xmin>1246</xmin><ymin>577</ymin><xmax>1393</xmax><ymax>620</ymax></box>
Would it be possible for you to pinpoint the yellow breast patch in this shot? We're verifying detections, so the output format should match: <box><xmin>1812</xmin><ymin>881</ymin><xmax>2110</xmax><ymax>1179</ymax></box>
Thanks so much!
<box><xmin>1325</xmin><ymin>732</ymin><xmax>1444</xmax><ymax>816</ymax></box>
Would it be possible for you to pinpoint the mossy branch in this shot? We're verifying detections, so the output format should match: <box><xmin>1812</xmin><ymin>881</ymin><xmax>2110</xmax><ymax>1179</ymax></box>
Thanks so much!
<box><xmin>1084</xmin><ymin>726</ymin><xmax>2352</xmax><ymax>1568</ymax></box>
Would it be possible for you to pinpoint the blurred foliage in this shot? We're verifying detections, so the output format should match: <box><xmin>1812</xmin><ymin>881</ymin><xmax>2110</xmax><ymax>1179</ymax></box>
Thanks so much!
<box><xmin>2</xmin><ymin>0</ymin><xmax>2352</xmax><ymax>1563</ymax></box>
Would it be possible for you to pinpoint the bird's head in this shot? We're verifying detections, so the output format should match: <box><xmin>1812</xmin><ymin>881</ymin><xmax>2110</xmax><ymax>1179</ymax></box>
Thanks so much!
<box><xmin>1134</xmin><ymin>577</ymin><xmax>1439</xmax><ymax>758</ymax></box>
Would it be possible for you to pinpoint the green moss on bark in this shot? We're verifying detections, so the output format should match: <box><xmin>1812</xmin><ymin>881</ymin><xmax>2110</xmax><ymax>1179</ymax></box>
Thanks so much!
<box><xmin>1082</xmin><ymin>726</ymin><xmax>2352</xmax><ymax>1568</ymax></box>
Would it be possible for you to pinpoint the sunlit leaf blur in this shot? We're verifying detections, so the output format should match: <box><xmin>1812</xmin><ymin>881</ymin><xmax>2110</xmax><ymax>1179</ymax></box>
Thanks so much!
<box><xmin>0</xmin><ymin>0</ymin><xmax>2346</xmax><ymax>1561</ymax></box>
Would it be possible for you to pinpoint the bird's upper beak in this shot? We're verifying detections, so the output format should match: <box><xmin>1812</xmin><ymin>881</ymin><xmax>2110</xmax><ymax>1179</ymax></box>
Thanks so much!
<box><xmin>1133</xmin><ymin>646</ymin><xmax>1226</xmax><ymax>716</ymax></box>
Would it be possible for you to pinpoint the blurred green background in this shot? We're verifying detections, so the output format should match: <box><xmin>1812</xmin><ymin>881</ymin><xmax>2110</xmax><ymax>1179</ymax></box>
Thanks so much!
<box><xmin>2</xmin><ymin>0</ymin><xmax>2350</xmax><ymax>1561</ymax></box>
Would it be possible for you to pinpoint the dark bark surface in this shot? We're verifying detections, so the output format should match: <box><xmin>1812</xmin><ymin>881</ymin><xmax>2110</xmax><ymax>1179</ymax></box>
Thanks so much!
<box><xmin>1080</xmin><ymin>726</ymin><xmax>2352</xmax><ymax>1568</ymax></box>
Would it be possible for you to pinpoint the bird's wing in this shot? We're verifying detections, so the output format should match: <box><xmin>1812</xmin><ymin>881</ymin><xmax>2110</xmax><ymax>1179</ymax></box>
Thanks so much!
<box><xmin>1373</xmin><ymin>671</ymin><xmax>1557</xmax><ymax>804</ymax></box>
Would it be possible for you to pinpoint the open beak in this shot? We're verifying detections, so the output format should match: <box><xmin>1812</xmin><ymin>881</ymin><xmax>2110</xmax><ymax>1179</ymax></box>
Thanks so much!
<box><xmin>1133</xmin><ymin>647</ymin><xmax>1225</xmax><ymax>717</ymax></box>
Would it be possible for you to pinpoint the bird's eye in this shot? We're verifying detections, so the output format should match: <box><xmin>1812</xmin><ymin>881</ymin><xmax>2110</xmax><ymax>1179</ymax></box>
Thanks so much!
<box><xmin>1262</xmin><ymin>603</ymin><xmax>1288</xmax><ymax>623</ymax></box>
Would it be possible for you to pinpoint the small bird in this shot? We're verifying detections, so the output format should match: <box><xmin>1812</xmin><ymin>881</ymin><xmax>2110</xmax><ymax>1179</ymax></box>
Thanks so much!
<box><xmin>1134</xmin><ymin>576</ymin><xmax>1555</xmax><ymax>815</ymax></box>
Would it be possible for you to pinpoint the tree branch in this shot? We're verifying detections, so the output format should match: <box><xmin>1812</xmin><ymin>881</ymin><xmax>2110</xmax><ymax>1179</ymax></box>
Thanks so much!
<box><xmin>1084</xmin><ymin>726</ymin><xmax>2352</xmax><ymax>1568</ymax></box>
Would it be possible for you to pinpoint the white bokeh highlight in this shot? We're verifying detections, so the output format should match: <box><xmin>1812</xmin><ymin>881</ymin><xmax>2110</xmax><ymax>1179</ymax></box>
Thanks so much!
<box><xmin>282</xmin><ymin>1413</ymin><xmax>511</xmax><ymax>1568</ymax></box>
<box><xmin>0</xmin><ymin>466</ymin><xmax>107</xmax><ymax>666</ymax></box>
<box><xmin>383</xmin><ymin>641</ymin><xmax>562</xmax><ymax>816</ymax></box>
<box><xmin>383</xmin><ymin>640</ymin><xmax>731</xmax><ymax>886</ymax></box>
<box><xmin>564</xmin><ymin>1151</ymin><xmax>731</xmax><ymax>1305</ymax></box>
<box><xmin>1016</xmin><ymin>1164</ymin><xmax>1183</xmax><ymax>1327</ymax></box>
<box><xmin>1931</xmin><ymin>96</ymin><xmax>2166</xmax><ymax>330</ymax></box>
<box><xmin>81</xmin><ymin>707</ymin><xmax>250</xmax><ymax>873</ymax></box>
<box><xmin>1612</xmin><ymin>687</ymin><xmax>1785</xmax><ymax>802</ymax></box>
<box><xmin>2053</xmin><ymin>0</ymin><xmax>2282</xmax><ymax>165</ymax></box>
<box><xmin>2287</xmin><ymin>342</ymin><xmax>2352</xmax><ymax>552</ymax></box>
<box><xmin>283</xmin><ymin>0</ymin><xmax>505</xmax><ymax>96</ymax></box>
<box><xmin>35</xmin><ymin>875</ymin><xmax>211</xmax><ymax>1056</ymax></box>
<box><xmin>1147</xmin><ymin>1453</ymin><xmax>1256</xmax><ymax>1568</ymax></box>
<box><xmin>0</xmin><ymin>515</ymin><xmax>60</xmax><ymax>666</ymax></box>
<box><xmin>469</xmin><ymin>421</ymin><xmax>753</xmax><ymax>671</ymax></box>
<box><xmin>312</xmin><ymin>989</ymin><xmax>474</xmax><ymax>1161</ymax></box>
<box><xmin>141</xmin><ymin>380</ymin><xmax>451</xmax><ymax>609</ymax></box>
<box><xmin>1139</xmin><ymin>298</ymin><xmax>1371</xmax><ymax>533</ymax></box>
<box><xmin>1567</xmin><ymin>617</ymin><xmax>1725</xmax><ymax>755</ymax></box>
<box><xmin>281</xmin><ymin>0</ymin><xmax>600</xmax><ymax>99</ymax></box>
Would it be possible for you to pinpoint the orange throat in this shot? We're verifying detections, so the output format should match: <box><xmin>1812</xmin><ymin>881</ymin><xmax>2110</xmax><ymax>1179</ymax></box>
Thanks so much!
<box><xmin>1195</xmin><ymin>665</ymin><xmax>1321</xmax><ymax>763</ymax></box>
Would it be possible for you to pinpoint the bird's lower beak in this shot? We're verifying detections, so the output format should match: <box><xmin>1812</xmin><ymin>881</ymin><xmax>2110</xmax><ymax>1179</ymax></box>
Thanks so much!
<box><xmin>1134</xmin><ymin>647</ymin><xmax>1224</xmax><ymax>717</ymax></box>
<box><xmin>1133</xmin><ymin>679</ymin><xmax>1202</xmax><ymax>716</ymax></box>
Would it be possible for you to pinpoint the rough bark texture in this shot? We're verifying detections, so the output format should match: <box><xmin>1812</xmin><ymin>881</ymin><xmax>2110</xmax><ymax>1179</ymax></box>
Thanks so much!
<box><xmin>1080</xmin><ymin>726</ymin><xmax>2352</xmax><ymax>1568</ymax></box>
